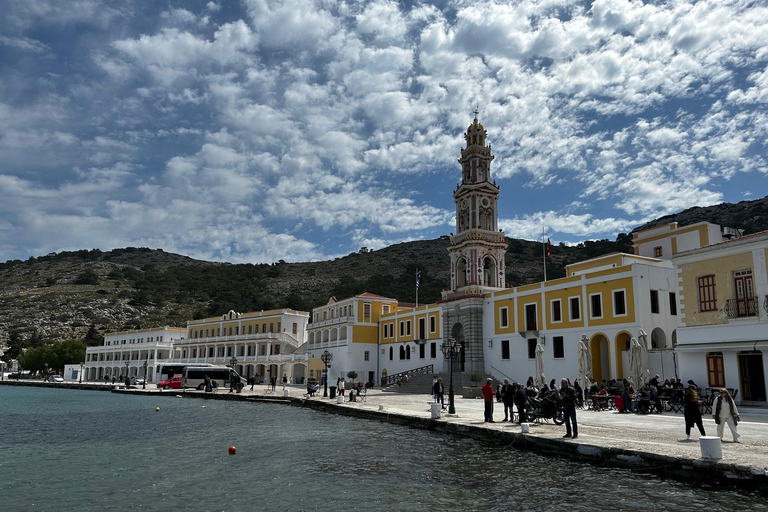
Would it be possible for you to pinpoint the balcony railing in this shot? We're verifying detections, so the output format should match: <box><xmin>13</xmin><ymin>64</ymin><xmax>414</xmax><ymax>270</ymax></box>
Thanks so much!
<box><xmin>724</xmin><ymin>297</ymin><xmax>758</xmax><ymax>318</ymax></box>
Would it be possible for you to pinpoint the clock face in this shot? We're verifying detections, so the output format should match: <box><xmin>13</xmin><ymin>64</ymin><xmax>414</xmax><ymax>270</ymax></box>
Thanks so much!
<box><xmin>461</xmin><ymin>199</ymin><xmax>468</xmax><ymax>209</ymax></box>
<box><xmin>481</xmin><ymin>197</ymin><xmax>490</xmax><ymax>207</ymax></box>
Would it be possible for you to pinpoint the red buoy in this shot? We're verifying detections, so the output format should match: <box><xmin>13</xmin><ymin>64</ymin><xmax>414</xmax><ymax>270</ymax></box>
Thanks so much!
<box><xmin>228</xmin><ymin>446</ymin><xmax>237</xmax><ymax>455</ymax></box>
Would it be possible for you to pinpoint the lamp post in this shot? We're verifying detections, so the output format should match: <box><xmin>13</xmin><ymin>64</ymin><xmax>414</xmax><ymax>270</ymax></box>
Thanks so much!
<box><xmin>142</xmin><ymin>360</ymin><xmax>148</xmax><ymax>389</ymax></box>
<box><xmin>124</xmin><ymin>360</ymin><xmax>129</xmax><ymax>384</ymax></box>
<box><xmin>229</xmin><ymin>355</ymin><xmax>238</xmax><ymax>369</ymax></box>
<box><xmin>441</xmin><ymin>338</ymin><xmax>462</xmax><ymax>415</ymax></box>
<box><xmin>44</xmin><ymin>363</ymin><xmax>49</xmax><ymax>382</ymax></box>
<box><xmin>320</xmin><ymin>350</ymin><xmax>332</xmax><ymax>398</ymax></box>
<box><xmin>79</xmin><ymin>362</ymin><xmax>84</xmax><ymax>383</ymax></box>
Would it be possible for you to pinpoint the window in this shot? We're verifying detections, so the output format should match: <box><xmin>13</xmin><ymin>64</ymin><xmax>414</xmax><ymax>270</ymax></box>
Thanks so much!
<box><xmin>292</xmin><ymin>323</ymin><xmax>298</xmax><ymax>335</ymax></box>
<box><xmin>418</xmin><ymin>318</ymin><xmax>425</xmax><ymax>339</ymax></box>
<box><xmin>654</xmin><ymin>246</ymin><xmax>662</xmax><ymax>258</ymax></box>
<box><xmin>430</xmin><ymin>315</ymin><xmax>436</xmax><ymax>333</ymax></box>
<box><xmin>389</xmin><ymin>347</ymin><xmax>393</xmax><ymax>360</ymax></box>
<box><xmin>364</xmin><ymin>351</ymin><xmax>370</xmax><ymax>362</ymax></box>
<box><xmin>706</xmin><ymin>352</ymin><xmax>725</xmax><ymax>387</ymax></box>
<box><xmin>525</xmin><ymin>304</ymin><xmax>537</xmax><ymax>331</ymax></box>
<box><xmin>499</xmin><ymin>307</ymin><xmax>509</xmax><ymax>328</ymax></box>
<box><xmin>430</xmin><ymin>342</ymin><xmax>436</xmax><ymax>358</ymax></box>
<box><xmin>613</xmin><ymin>290</ymin><xmax>626</xmax><ymax>316</ymax></box>
<box><xmin>399</xmin><ymin>321</ymin><xmax>405</xmax><ymax>337</ymax></box>
<box><xmin>399</xmin><ymin>346</ymin><xmax>406</xmax><ymax>360</ymax></box>
<box><xmin>406</xmin><ymin>320</ymin><xmax>411</xmax><ymax>337</ymax></box>
<box><xmin>527</xmin><ymin>338</ymin><xmax>537</xmax><ymax>359</ymax></box>
<box><xmin>569</xmin><ymin>297</ymin><xmax>581</xmax><ymax>321</ymax></box>
<box><xmin>698</xmin><ymin>275</ymin><xmax>717</xmax><ymax>312</ymax></box>
<box><xmin>419</xmin><ymin>343</ymin><xmax>425</xmax><ymax>358</ymax></box>
<box><xmin>650</xmin><ymin>290</ymin><xmax>659</xmax><ymax>314</ymax></box>
<box><xmin>501</xmin><ymin>340</ymin><xmax>510</xmax><ymax>360</ymax></box>
<box><xmin>589</xmin><ymin>293</ymin><xmax>602</xmax><ymax>319</ymax></box>
<box><xmin>363</xmin><ymin>303</ymin><xmax>371</xmax><ymax>322</ymax></box>
<box><xmin>669</xmin><ymin>292</ymin><xmax>677</xmax><ymax>315</ymax></box>
<box><xmin>383</xmin><ymin>304</ymin><xmax>390</xmax><ymax>314</ymax></box>
<box><xmin>553</xmin><ymin>336</ymin><xmax>564</xmax><ymax>358</ymax></box>
<box><xmin>551</xmin><ymin>300</ymin><xmax>562</xmax><ymax>323</ymax></box>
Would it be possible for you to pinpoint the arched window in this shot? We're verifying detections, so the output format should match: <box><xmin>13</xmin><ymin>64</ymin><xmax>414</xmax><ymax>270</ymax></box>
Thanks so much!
<box><xmin>457</xmin><ymin>258</ymin><xmax>467</xmax><ymax>288</ymax></box>
<box><xmin>399</xmin><ymin>346</ymin><xmax>406</xmax><ymax>360</ymax></box>
<box><xmin>389</xmin><ymin>347</ymin><xmax>394</xmax><ymax>360</ymax></box>
<box><xmin>406</xmin><ymin>345</ymin><xmax>411</xmax><ymax>360</ymax></box>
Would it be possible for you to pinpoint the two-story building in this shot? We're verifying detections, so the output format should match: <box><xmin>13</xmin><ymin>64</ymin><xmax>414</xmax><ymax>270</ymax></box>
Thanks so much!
<box><xmin>673</xmin><ymin>230</ymin><xmax>768</xmax><ymax>404</ymax></box>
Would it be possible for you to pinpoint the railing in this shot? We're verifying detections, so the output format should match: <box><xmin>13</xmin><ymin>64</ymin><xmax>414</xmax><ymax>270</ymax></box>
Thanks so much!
<box><xmin>176</xmin><ymin>332</ymin><xmax>301</xmax><ymax>347</ymax></box>
<box><xmin>489</xmin><ymin>365</ymin><xmax>514</xmax><ymax>383</ymax></box>
<box><xmin>382</xmin><ymin>364</ymin><xmax>434</xmax><ymax>386</ymax></box>
<box><xmin>724</xmin><ymin>297</ymin><xmax>758</xmax><ymax>318</ymax></box>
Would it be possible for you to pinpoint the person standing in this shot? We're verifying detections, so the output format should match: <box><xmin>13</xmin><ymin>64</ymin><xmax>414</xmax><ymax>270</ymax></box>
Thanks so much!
<box><xmin>514</xmin><ymin>383</ymin><xmax>528</xmax><ymax>424</ymax></box>
<box><xmin>684</xmin><ymin>381</ymin><xmax>706</xmax><ymax>440</ymax></box>
<box><xmin>482</xmin><ymin>378</ymin><xmax>495</xmax><ymax>422</ymax></box>
<box><xmin>338</xmin><ymin>377</ymin><xmax>345</xmax><ymax>396</ymax></box>
<box><xmin>432</xmin><ymin>375</ymin><xmax>438</xmax><ymax>399</ymax></box>
<box><xmin>713</xmin><ymin>389</ymin><xmax>740</xmax><ymax>443</ymax></box>
<box><xmin>282</xmin><ymin>374</ymin><xmax>288</xmax><ymax>389</ymax></box>
<box><xmin>501</xmin><ymin>379</ymin><xmax>514</xmax><ymax>421</ymax></box>
<box><xmin>270</xmin><ymin>375</ymin><xmax>277</xmax><ymax>392</ymax></box>
<box><xmin>204</xmin><ymin>375</ymin><xmax>212</xmax><ymax>393</ymax></box>
<box><xmin>560</xmin><ymin>378</ymin><xmax>578</xmax><ymax>439</ymax></box>
<box><xmin>433</xmin><ymin>377</ymin><xmax>444</xmax><ymax>409</ymax></box>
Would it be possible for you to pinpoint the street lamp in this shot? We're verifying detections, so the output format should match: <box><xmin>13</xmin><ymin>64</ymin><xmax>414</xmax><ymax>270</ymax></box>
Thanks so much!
<box><xmin>229</xmin><ymin>355</ymin><xmax>238</xmax><ymax>368</ymax></box>
<box><xmin>79</xmin><ymin>362</ymin><xmax>84</xmax><ymax>383</ymax></box>
<box><xmin>441</xmin><ymin>338</ymin><xmax>462</xmax><ymax>415</ymax></box>
<box><xmin>44</xmin><ymin>363</ymin><xmax>49</xmax><ymax>382</ymax></box>
<box><xmin>142</xmin><ymin>360</ymin><xmax>148</xmax><ymax>389</ymax></box>
<box><xmin>124</xmin><ymin>360</ymin><xmax>130</xmax><ymax>384</ymax></box>
<box><xmin>320</xmin><ymin>350</ymin><xmax>332</xmax><ymax>398</ymax></box>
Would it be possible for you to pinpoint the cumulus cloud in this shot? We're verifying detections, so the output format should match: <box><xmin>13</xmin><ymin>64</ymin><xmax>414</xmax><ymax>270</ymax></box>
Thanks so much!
<box><xmin>0</xmin><ymin>0</ymin><xmax>766</xmax><ymax>264</ymax></box>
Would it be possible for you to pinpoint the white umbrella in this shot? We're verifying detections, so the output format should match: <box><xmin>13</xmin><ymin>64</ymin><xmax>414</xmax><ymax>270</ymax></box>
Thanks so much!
<box><xmin>628</xmin><ymin>337</ymin><xmax>647</xmax><ymax>390</ymax></box>
<box><xmin>638</xmin><ymin>329</ymin><xmax>650</xmax><ymax>386</ymax></box>
<box><xmin>534</xmin><ymin>343</ymin><xmax>546</xmax><ymax>389</ymax></box>
<box><xmin>577</xmin><ymin>334</ymin><xmax>592</xmax><ymax>393</ymax></box>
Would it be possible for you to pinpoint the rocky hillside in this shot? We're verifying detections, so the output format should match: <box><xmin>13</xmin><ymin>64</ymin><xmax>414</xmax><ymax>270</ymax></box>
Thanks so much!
<box><xmin>1</xmin><ymin>195</ymin><xmax>766</xmax><ymax>346</ymax></box>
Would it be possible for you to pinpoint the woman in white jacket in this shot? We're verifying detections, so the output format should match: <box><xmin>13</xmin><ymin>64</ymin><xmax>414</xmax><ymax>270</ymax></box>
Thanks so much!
<box><xmin>712</xmin><ymin>389</ymin><xmax>741</xmax><ymax>443</ymax></box>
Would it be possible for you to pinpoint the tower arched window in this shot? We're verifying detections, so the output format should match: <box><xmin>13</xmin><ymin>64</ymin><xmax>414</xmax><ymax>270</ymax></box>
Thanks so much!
<box><xmin>457</xmin><ymin>258</ymin><xmax>467</xmax><ymax>288</ymax></box>
<box><xmin>399</xmin><ymin>346</ymin><xmax>405</xmax><ymax>360</ymax></box>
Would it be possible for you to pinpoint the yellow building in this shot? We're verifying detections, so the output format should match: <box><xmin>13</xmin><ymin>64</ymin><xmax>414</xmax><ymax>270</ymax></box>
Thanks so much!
<box><xmin>673</xmin><ymin>230</ymin><xmax>768</xmax><ymax>403</ymax></box>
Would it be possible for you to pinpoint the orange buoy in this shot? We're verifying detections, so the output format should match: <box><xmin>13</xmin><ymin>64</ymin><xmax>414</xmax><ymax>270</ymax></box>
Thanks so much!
<box><xmin>228</xmin><ymin>446</ymin><xmax>237</xmax><ymax>455</ymax></box>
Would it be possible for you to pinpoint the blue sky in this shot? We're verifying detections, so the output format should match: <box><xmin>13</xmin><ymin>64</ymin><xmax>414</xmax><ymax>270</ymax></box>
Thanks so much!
<box><xmin>1</xmin><ymin>0</ymin><xmax>766</xmax><ymax>264</ymax></box>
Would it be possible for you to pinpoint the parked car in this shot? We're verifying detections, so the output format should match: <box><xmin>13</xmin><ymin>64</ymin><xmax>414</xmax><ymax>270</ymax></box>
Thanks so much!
<box><xmin>157</xmin><ymin>376</ymin><xmax>183</xmax><ymax>390</ymax></box>
<box><xmin>133</xmin><ymin>377</ymin><xmax>146</xmax><ymax>385</ymax></box>
<box><xmin>50</xmin><ymin>375</ymin><xmax>65</xmax><ymax>383</ymax></box>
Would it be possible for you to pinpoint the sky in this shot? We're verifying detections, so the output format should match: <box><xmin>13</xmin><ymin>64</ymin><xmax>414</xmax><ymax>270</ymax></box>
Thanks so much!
<box><xmin>1</xmin><ymin>0</ymin><xmax>767</xmax><ymax>264</ymax></box>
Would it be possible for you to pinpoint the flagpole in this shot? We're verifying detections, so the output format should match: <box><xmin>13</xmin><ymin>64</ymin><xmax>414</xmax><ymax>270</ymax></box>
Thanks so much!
<box><xmin>415</xmin><ymin>269</ymin><xmax>420</xmax><ymax>309</ymax></box>
<box><xmin>542</xmin><ymin>229</ymin><xmax>547</xmax><ymax>282</ymax></box>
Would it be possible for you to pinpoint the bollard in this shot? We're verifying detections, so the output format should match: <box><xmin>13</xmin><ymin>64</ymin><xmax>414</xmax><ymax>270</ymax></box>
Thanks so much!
<box><xmin>336</xmin><ymin>395</ymin><xmax>344</xmax><ymax>404</ymax></box>
<box><xmin>283</xmin><ymin>389</ymin><xmax>290</xmax><ymax>397</ymax></box>
<box><xmin>520</xmin><ymin>423</ymin><xmax>530</xmax><ymax>433</ymax></box>
<box><xmin>699</xmin><ymin>436</ymin><xmax>722</xmax><ymax>459</ymax></box>
<box><xmin>430</xmin><ymin>403</ymin><xmax>442</xmax><ymax>419</ymax></box>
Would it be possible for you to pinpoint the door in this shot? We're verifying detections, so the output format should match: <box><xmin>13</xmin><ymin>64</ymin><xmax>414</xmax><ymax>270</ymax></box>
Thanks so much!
<box><xmin>738</xmin><ymin>351</ymin><xmax>766</xmax><ymax>401</ymax></box>
<box><xmin>734</xmin><ymin>271</ymin><xmax>754</xmax><ymax>317</ymax></box>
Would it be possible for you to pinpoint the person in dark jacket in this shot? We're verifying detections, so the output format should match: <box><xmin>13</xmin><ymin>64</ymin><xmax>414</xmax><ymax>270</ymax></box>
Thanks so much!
<box><xmin>684</xmin><ymin>381</ymin><xmax>706</xmax><ymax>440</ymax></box>
<box><xmin>514</xmin><ymin>383</ymin><xmax>528</xmax><ymax>423</ymax></box>
<box><xmin>433</xmin><ymin>377</ymin><xmax>445</xmax><ymax>409</ymax></box>
<box><xmin>559</xmin><ymin>378</ymin><xmax>578</xmax><ymax>439</ymax></box>
<box><xmin>500</xmin><ymin>379</ymin><xmax>514</xmax><ymax>421</ymax></box>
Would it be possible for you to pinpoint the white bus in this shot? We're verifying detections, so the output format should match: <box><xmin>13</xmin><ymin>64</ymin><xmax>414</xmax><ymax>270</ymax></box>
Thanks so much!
<box><xmin>157</xmin><ymin>363</ymin><xmax>214</xmax><ymax>383</ymax></box>
<box><xmin>183</xmin><ymin>366</ymin><xmax>246</xmax><ymax>392</ymax></box>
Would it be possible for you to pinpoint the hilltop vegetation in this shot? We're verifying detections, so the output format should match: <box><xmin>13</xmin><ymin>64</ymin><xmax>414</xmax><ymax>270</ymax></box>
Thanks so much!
<box><xmin>1</xmin><ymin>195</ymin><xmax>766</xmax><ymax>352</ymax></box>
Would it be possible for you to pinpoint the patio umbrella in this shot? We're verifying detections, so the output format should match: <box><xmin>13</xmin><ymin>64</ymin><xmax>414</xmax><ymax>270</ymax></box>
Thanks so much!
<box><xmin>637</xmin><ymin>329</ymin><xmax>650</xmax><ymax>386</ymax></box>
<box><xmin>577</xmin><ymin>334</ymin><xmax>592</xmax><ymax>393</ymax></box>
<box><xmin>628</xmin><ymin>337</ymin><xmax>647</xmax><ymax>390</ymax></box>
<box><xmin>534</xmin><ymin>343</ymin><xmax>546</xmax><ymax>389</ymax></box>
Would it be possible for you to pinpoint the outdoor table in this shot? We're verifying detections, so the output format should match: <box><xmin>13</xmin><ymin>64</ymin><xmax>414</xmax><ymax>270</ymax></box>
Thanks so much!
<box><xmin>589</xmin><ymin>394</ymin><xmax>613</xmax><ymax>411</ymax></box>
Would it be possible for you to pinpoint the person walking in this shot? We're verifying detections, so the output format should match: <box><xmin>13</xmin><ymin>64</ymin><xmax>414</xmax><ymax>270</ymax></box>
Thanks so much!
<box><xmin>514</xmin><ymin>383</ymin><xmax>528</xmax><ymax>424</ymax></box>
<box><xmin>560</xmin><ymin>378</ymin><xmax>578</xmax><ymax>439</ymax></box>
<box><xmin>684</xmin><ymin>381</ymin><xmax>706</xmax><ymax>440</ymax></box>
<box><xmin>713</xmin><ymin>389</ymin><xmax>740</xmax><ymax>443</ymax></box>
<box><xmin>433</xmin><ymin>377</ymin><xmax>445</xmax><ymax>409</ymax></box>
<box><xmin>501</xmin><ymin>379</ymin><xmax>514</xmax><ymax>421</ymax></box>
<box><xmin>282</xmin><ymin>374</ymin><xmax>288</xmax><ymax>389</ymax></box>
<box><xmin>270</xmin><ymin>375</ymin><xmax>277</xmax><ymax>392</ymax></box>
<box><xmin>338</xmin><ymin>377</ymin><xmax>345</xmax><ymax>397</ymax></box>
<box><xmin>482</xmin><ymin>378</ymin><xmax>495</xmax><ymax>422</ymax></box>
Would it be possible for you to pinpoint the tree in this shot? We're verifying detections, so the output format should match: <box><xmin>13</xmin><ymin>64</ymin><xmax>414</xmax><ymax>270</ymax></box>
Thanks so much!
<box><xmin>346</xmin><ymin>371</ymin><xmax>358</xmax><ymax>382</ymax></box>
<box><xmin>84</xmin><ymin>324</ymin><xmax>104</xmax><ymax>347</ymax></box>
<box><xmin>74</xmin><ymin>268</ymin><xmax>100</xmax><ymax>285</ymax></box>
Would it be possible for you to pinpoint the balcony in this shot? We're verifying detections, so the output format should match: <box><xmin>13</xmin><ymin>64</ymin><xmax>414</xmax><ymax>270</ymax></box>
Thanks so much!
<box><xmin>724</xmin><ymin>297</ymin><xmax>758</xmax><ymax>319</ymax></box>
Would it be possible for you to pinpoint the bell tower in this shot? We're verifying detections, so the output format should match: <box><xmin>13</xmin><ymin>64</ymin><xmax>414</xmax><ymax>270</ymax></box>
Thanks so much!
<box><xmin>440</xmin><ymin>112</ymin><xmax>508</xmax><ymax>375</ymax></box>
<box><xmin>443</xmin><ymin>111</ymin><xmax>508</xmax><ymax>299</ymax></box>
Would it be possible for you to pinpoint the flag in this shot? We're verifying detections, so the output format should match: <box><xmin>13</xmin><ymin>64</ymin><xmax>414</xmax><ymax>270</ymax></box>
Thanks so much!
<box><xmin>546</xmin><ymin>238</ymin><xmax>552</xmax><ymax>258</ymax></box>
<box><xmin>416</xmin><ymin>271</ymin><xmax>421</xmax><ymax>289</ymax></box>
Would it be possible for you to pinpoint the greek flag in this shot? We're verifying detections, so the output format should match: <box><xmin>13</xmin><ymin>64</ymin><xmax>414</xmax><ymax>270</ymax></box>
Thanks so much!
<box><xmin>416</xmin><ymin>271</ymin><xmax>421</xmax><ymax>289</ymax></box>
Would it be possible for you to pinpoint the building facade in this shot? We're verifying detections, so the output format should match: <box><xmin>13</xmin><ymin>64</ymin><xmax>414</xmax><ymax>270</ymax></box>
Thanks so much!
<box><xmin>673</xmin><ymin>231</ymin><xmax>768</xmax><ymax>403</ymax></box>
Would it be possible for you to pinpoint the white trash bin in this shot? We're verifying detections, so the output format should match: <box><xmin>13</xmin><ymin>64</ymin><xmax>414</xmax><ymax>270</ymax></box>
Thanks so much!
<box><xmin>336</xmin><ymin>395</ymin><xmax>344</xmax><ymax>404</ymax></box>
<box><xmin>283</xmin><ymin>389</ymin><xmax>290</xmax><ymax>397</ymax></box>
<box><xmin>699</xmin><ymin>436</ymin><xmax>722</xmax><ymax>459</ymax></box>
<box><xmin>430</xmin><ymin>403</ymin><xmax>442</xmax><ymax>419</ymax></box>
<box><xmin>520</xmin><ymin>423</ymin><xmax>530</xmax><ymax>433</ymax></box>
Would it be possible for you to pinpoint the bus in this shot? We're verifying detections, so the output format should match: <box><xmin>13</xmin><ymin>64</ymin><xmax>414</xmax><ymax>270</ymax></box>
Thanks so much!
<box><xmin>183</xmin><ymin>366</ymin><xmax>246</xmax><ymax>392</ymax></box>
<box><xmin>156</xmin><ymin>363</ymin><xmax>214</xmax><ymax>383</ymax></box>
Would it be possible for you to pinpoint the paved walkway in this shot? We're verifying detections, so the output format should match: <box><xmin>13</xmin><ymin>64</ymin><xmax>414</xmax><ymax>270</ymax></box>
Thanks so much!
<box><xmin>299</xmin><ymin>387</ymin><xmax>768</xmax><ymax>471</ymax></box>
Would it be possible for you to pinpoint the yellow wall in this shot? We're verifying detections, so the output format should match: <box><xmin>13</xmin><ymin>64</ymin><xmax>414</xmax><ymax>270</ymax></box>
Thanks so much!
<box><xmin>585</xmin><ymin>276</ymin><xmax>635</xmax><ymax>326</ymax></box>
<box><xmin>516</xmin><ymin>292</ymin><xmax>542</xmax><ymax>330</ymax></box>
<box><xmin>678</xmin><ymin>252</ymin><xmax>754</xmax><ymax>326</ymax></box>
<box><xmin>352</xmin><ymin>325</ymin><xmax>379</xmax><ymax>343</ymax></box>
<box><xmin>494</xmin><ymin>298</ymin><xmax>516</xmax><ymax>334</ymax></box>
<box><xmin>543</xmin><ymin>287</ymin><xmax>584</xmax><ymax>330</ymax></box>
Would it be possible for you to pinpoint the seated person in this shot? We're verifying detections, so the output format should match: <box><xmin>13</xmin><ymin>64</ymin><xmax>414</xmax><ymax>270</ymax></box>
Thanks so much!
<box><xmin>614</xmin><ymin>394</ymin><xmax>627</xmax><ymax>412</ymax></box>
<box><xmin>349</xmin><ymin>389</ymin><xmax>356</xmax><ymax>402</ymax></box>
<box><xmin>307</xmin><ymin>383</ymin><xmax>316</xmax><ymax>396</ymax></box>
<box><xmin>620</xmin><ymin>390</ymin><xmax>634</xmax><ymax>412</ymax></box>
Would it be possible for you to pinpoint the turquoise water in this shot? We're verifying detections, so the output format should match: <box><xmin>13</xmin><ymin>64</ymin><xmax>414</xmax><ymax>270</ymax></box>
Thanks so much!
<box><xmin>1</xmin><ymin>387</ymin><xmax>765</xmax><ymax>511</ymax></box>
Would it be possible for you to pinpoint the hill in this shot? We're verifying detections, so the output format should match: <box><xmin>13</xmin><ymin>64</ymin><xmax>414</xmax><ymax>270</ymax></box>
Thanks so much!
<box><xmin>1</xmin><ymin>195</ymin><xmax>766</xmax><ymax>348</ymax></box>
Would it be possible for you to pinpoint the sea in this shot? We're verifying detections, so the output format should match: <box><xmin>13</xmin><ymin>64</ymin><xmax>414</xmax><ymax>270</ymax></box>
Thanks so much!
<box><xmin>1</xmin><ymin>386</ymin><xmax>766</xmax><ymax>511</ymax></box>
